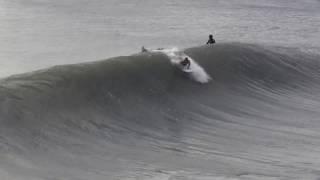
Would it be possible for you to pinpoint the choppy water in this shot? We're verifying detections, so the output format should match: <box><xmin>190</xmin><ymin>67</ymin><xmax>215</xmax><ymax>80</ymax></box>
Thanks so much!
<box><xmin>1</xmin><ymin>0</ymin><xmax>320</xmax><ymax>180</ymax></box>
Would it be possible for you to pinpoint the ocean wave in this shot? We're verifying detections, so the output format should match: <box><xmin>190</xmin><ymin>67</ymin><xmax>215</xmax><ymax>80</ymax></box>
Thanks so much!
<box><xmin>1</xmin><ymin>43</ymin><xmax>320</xmax><ymax>179</ymax></box>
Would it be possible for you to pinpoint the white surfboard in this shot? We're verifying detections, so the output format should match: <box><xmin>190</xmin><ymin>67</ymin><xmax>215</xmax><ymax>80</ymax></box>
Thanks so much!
<box><xmin>175</xmin><ymin>62</ymin><xmax>192</xmax><ymax>73</ymax></box>
<box><xmin>182</xmin><ymin>67</ymin><xmax>192</xmax><ymax>73</ymax></box>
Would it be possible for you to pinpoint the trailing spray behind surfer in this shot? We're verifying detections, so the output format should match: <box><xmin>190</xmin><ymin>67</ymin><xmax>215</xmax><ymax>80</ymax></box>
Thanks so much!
<box><xmin>139</xmin><ymin>46</ymin><xmax>211</xmax><ymax>83</ymax></box>
<box><xmin>141</xmin><ymin>46</ymin><xmax>190</xmax><ymax>69</ymax></box>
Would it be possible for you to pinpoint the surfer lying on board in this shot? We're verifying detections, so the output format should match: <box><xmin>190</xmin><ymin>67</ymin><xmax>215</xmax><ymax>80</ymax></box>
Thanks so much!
<box><xmin>141</xmin><ymin>46</ymin><xmax>148</xmax><ymax>52</ymax></box>
<box><xmin>181</xmin><ymin>57</ymin><xmax>191</xmax><ymax>69</ymax></box>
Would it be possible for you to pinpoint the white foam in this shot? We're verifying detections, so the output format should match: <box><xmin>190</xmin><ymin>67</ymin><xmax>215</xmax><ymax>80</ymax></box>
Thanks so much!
<box><xmin>153</xmin><ymin>48</ymin><xmax>212</xmax><ymax>83</ymax></box>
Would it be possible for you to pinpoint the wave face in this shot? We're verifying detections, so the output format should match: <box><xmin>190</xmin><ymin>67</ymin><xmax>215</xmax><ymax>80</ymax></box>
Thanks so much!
<box><xmin>1</xmin><ymin>43</ymin><xmax>320</xmax><ymax>179</ymax></box>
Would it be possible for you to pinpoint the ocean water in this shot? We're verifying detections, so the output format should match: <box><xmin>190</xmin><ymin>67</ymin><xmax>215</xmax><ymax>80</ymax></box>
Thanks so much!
<box><xmin>1</xmin><ymin>0</ymin><xmax>320</xmax><ymax>77</ymax></box>
<box><xmin>1</xmin><ymin>0</ymin><xmax>320</xmax><ymax>180</ymax></box>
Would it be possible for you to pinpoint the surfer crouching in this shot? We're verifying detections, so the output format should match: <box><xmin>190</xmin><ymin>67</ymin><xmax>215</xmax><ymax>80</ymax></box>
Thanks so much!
<box><xmin>181</xmin><ymin>57</ymin><xmax>191</xmax><ymax>69</ymax></box>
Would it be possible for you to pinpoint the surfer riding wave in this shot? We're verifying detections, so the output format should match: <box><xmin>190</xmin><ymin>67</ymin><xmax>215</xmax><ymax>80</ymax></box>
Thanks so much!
<box><xmin>140</xmin><ymin>46</ymin><xmax>211</xmax><ymax>83</ymax></box>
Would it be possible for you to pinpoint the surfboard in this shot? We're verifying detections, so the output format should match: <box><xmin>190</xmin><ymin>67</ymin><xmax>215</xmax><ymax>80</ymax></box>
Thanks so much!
<box><xmin>175</xmin><ymin>62</ymin><xmax>192</xmax><ymax>73</ymax></box>
<box><xmin>181</xmin><ymin>66</ymin><xmax>192</xmax><ymax>73</ymax></box>
<box><xmin>184</xmin><ymin>69</ymin><xmax>192</xmax><ymax>73</ymax></box>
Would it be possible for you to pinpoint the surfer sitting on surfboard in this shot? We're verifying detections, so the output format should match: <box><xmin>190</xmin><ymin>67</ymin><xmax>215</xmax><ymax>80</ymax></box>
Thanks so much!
<box><xmin>206</xmin><ymin>34</ymin><xmax>216</xmax><ymax>44</ymax></box>
<box><xmin>181</xmin><ymin>57</ymin><xmax>191</xmax><ymax>69</ymax></box>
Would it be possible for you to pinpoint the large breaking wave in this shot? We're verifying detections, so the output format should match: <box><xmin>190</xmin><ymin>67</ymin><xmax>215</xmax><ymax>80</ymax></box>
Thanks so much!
<box><xmin>1</xmin><ymin>43</ymin><xmax>320</xmax><ymax>179</ymax></box>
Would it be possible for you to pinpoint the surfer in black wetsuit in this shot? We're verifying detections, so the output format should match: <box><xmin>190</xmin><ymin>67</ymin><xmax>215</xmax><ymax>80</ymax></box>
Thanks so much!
<box><xmin>181</xmin><ymin>57</ymin><xmax>191</xmax><ymax>69</ymax></box>
<box><xmin>206</xmin><ymin>34</ymin><xmax>216</xmax><ymax>44</ymax></box>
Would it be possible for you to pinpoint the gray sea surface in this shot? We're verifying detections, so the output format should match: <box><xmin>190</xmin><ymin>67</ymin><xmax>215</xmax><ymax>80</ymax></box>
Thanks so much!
<box><xmin>1</xmin><ymin>1</ymin><xmax>320</xmax><ymax>180</ymax></box>
<box><xmin>0</xmin><ymin>0</ymin><xmax>320</xmax><ymax>77</ymax></box>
